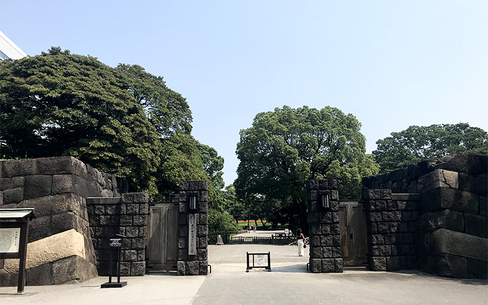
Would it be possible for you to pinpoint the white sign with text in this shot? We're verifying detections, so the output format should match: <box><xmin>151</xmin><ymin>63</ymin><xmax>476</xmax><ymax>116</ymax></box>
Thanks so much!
<box><xmin>0</xmin><ymin>228</ymin><xmax>21</xmax><ymax>253</ymax></box>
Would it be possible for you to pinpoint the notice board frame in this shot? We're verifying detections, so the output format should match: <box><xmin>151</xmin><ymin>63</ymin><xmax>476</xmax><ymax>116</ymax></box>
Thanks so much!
<box><xmin>0</xmin><ymin>208</ymin><xmax>35</xmax><ymax>294</ymax></box>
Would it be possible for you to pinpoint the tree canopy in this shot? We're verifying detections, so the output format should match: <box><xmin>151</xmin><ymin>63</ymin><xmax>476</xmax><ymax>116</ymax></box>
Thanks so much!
<box><xmin>0</xmin><ymin>48</ymin><xmax>224</xmax><ymax>200</ymax></box>
<box><xmin>235</xmin><ymin>105</ymin><xmax>379</xmax><ymax>231</ymax></box>
<box><xmin>373</xmin><ymin>123</ymin><xmax>488</xmax><ymax>173</ymax></box>
<box><xmin>0</xmin><ymin>48</ymin><xmax>162</xmax><ymax>193</ymax></box>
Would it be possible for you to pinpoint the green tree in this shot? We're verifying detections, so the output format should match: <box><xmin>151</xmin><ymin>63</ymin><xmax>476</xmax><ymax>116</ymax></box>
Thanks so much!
<box><xmin>373</xmin><ymin>123</ymin><xmax>488</xmax><ymax>173</ymax></box>
<box><xmin>208</xmin><ymin>209</ymin><xmax>238</xmax><ymax>233</ymax></box>
<box><xmin>222</xmin><ymin>184</ymin><xmax>247</xmax><ymax>221</ymax></box>
<box><xmin>235</xmin><ymin>105</ymin><xmax>379</xmax><ymax>232</ymax></box>
<box><xmin>0</xmin><ymin>48</ymin><xmax>161</xmax><ymax>194</ymax></box>
<box><xmin>116</xmin><ymin>64</ymin><xmax>192</xmax><ymax>138</ymax></box>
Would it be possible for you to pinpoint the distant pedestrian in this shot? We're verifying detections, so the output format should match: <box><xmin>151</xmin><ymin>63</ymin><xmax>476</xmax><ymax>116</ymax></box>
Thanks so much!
<box><xmin>253</xmin><ymin>226</ymin><xmax>256</xmax><ymax>233</ymax></box>
<box><xmin>296</xmin><ymin>229</ymin><xmax>305</xmax><ymax>256</ymax></box>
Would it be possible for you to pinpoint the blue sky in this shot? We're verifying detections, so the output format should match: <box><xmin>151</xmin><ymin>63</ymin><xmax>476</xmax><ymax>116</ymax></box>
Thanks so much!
<box><xmin>1</xmin><ymin>1</ymin><xmax>487</xmax><ymax>186</ymax></box>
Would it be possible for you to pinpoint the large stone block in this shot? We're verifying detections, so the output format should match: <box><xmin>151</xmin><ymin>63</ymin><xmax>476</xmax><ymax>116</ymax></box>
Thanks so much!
<box><xmin>2</xmin><ymin>159</ymin><xmax>38</xmax><ymax>177</ymax></box>
<box><xmin>435</xmin><ymin>254</ymin><xmax>468</xmax><ymax>278</ymax></box>
<box><xmin>464</xmin><ymin>213</ymin><xmax>487</xmax><ymax>238</ymax></box>
<box><xmin>186</xmin><ymin>261</ymin><xmax>200</xmax><ymax>275</ymax></box>
<box><xmin>19</xmin><ymin>193</ymin><xmax>85</xmax><ymax>218</ymax></box>
<box><xmin>3</xmin><ymin>229</ymin><xmax>86</xmax><ymax>273</ymax></box>
<box><xmin>130</xmin><ymin>261</ymin><xmax>146</xmax><ymax>276</ymax></box>
<box><xmin>458</xmin><ymin>173</ymin><xmax>476</xmax><ymax>193</ymax></box>
<box><xmin>421</xmin><ymin>187</ymin><xmax>479</xmax><ymax>214</ymax></box>
<box><xmin>199</xmin><ymin>261</ymin><xmax>208</xmax><ymax>275</ymax></box>
<box><xmin>310</xmin><ymin>258</ymin><xmax>322</xmax><ymax>273</ymax></box>
<box><xmin>368</xmin><ymin>257</ymin><xmax>387</xmax><ymax>271</ymax></box>
<box><xmin>23</xmin><ymin>175</ymin><xmax>52</xmax><ymax>200</ymax></box>
<box><xmin>417</xmin><ymin>169</ymin><xmax>459</xmax><ymax>193</ymax></box>
<box><xmin>3</xmin><ymin>187</ymin><xmax>23</xmax><ymax>204</ymax></box>
<box><xmin>431</xmin><ymin>228</ymin><xmax>488</xmax><ymax>262</ymax></box>
<box><xmin>364</xmin><ymin>189</ymin><xmax>392</xmax><ymax>200</ymax></box>
<box><xmin>437</xmin><ymin>154</ymin><xmax>487</xmax><ymax>175</ymax></box>
<box><xmin>0</xmin><ymin>177</ymin><xmax>13</xmax><ymax>191</ymax></box>
<box><xmin>51</xmin><ymin>213</ymin><xmax>88</xmax><ymax>236</ymax></box>
<box><xmin>467</xmin><ymin>258</ymin><xmax>488</xmax><ymax>279</ymax></box>
<box><xmin>475</xmin><ymin>173</ymin><xmax>487</xmax><ymax>196</ymax></box>
<box><xmin>417</xmin><ymin>210</ymin><xmax>464</xmax><ymax>233</ymax></box>
<box><xmin>480</xmin><ymin>196</ymin><xmax>487</xmax><ymax>216</ymax></box>
<box><xmin>321</xmin><ymin>259</ymin><xmax>335</xmax><ymax>272</ymax></box>
<box><xmin>177</xmin><ymin>261</ymin><xmax>186</xmax><ymax>275</ymax></box>
<box><xmin>26</xmin><ymin>262</ymin><xmax>53</xmax><ymax>286</ymax></box>
<box><xmin>386</xmin><ymin>256</ymin><xmax>401</xmax><ymax>271</ymax></box>
<box><xmin>121</xmin><ymin>192</ymin><xmax>149</xmax><ymax>204</ymax></box>
<box><xmin>29</xmin><ymin>215</ymin><xmax>52</xmax><ymax>242</ymax></box>
<box><xmin>52</xmin><ymin>255</ymin><xmax>98</xmax><ymax>284</ymax></box>
<box><xmin>52</xmin><ymin>174</ymin><xmax>74</xmax><ymax>195</ymax></box>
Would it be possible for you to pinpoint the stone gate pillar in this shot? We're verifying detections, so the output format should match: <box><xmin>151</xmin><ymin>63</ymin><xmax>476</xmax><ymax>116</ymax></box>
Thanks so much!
<box><xmin>307</xmin><ymin>179</ymin><xmax>343</xmax><ymax>273</ymax></box>
<box><xmin>177</xmin><ymin>181</ymin><xmax>208</xmax><ymax>275</ymax></box>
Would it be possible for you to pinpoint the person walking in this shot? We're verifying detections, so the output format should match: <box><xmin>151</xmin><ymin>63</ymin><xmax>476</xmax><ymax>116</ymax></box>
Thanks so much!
<box><xmin>296</xmin><ymin>228</ymin><xmax>305</xmax><ymax>256</ymax></box>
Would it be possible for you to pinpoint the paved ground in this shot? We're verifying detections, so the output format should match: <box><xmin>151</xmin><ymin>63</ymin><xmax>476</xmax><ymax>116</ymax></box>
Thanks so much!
<box><xmin>1</xmin><ymin>230</ymin><xmax>487</xmax><ymax>305</ymax></box>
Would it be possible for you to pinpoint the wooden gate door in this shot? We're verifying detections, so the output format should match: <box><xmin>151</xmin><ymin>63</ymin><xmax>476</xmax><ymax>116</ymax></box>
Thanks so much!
<box><xmin>146</xmin><ymin>203</ymin><xmax>179</xmax><ymax>272</ymax></box>
<box><xmin>339</xmin><ymin>201</ymin><xmax>367</xmax><ymax>266</ymax></box>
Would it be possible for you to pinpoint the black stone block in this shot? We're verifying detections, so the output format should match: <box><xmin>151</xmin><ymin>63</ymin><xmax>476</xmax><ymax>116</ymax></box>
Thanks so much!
<box><xmin>131</xmin><ymin>262</ymin><xmax>145</xmax><ymax>276</ymax></box>
<box><xmin>458</xmin><ymin>173</ymin><xmax>476</xmax><ymax>193</ymax></box>
<box><xmin>475</xmin><ymin>173</ymin><xmax>487</xmax><ymax>196</ymax></box>
<box><xmin>368</xmin><ymin>257</ymin><xmax>386</xmax><ymax>271</ymax></box>
<box><xmin>421</xmin><ymin>188</ymin><xmax>479</xmax><ymax>214</ymax></box>
<box><xmin>27</xmin><ymin>262</ymin><xmax>54</xmax><ymax>286</ymax></box>
<box><xmin>200</xmin><ymin>261</ymin><xmax>208</xmax><ymax>275</ymax></box>
<box><xmin>386</xmin><ymin>257</ymin><xmax>401</xmax><ymax>271</ymax></box>
<box><xmin>480</xmin><ymin>196</ymin><xmax>487</xmax><ymax>216</ymax></box>
<box><xmin>435</xmin><ymin>253</ymin><xmax>468</xmax><ymax>278</ymax></box>
<box><xmin>467</xmin><ymin>258</ymin><xmax>488</xmax><ymax>279</ymax></box>
<box><xmin>464</xmin><ymin>213</ymin><xmax>487</xmax><ymax>238</ymax></box>
<box><xmin>3</xmin><ymin>187</ymin><xmax>23</xmax><ymax>204</ymax></box>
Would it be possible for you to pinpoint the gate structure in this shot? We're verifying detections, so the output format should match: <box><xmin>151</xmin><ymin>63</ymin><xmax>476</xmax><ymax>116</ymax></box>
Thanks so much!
<box><xmin>307</xmin><ymin>179</ymin><xmax>343</xmax><ymax>273</ymax></box>
<box><xmin>146</xmin><ymin>201</ymin><xmax>179</xmax><ymax>272</ymax></box>
<box><xmin>146</xmin><ymin>181</ymin><xmax>209</xmax><ymax>275</ymax></box>
<box><xmin>339</xmin><ymin>201</ymin><xmax>367</xmax><ymax>266</ymax></box>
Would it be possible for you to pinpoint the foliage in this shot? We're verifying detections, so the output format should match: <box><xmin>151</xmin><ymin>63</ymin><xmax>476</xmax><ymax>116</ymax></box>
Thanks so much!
<box><xmin>235</xmin><ymin>105</ymin><xmax>379</xmax><ymax>231</ymax></box>
<box><xmin>0</xmin><ymin>48</ymin><xmax>161</xmax><ymax>193</ymax></box>
<box><xmin>208</xmin><ymin>209</ymin><xmax>238</xmax><ymax>233</ymax></box>
<box><xmin>373</xmin><ymin>123</ymin><xmax>488</xmax><ymax>173</ymax></box>
<box><xmin>0</xmin><ymin>48</ymin><xmax>225</xmax><ymax>200</ymax></box>
<box><xmin>116</xmin><ymin>64</ymin><xmax>192</xmax><ymax>138</ymax></box>
<box><xmin>196</xmin><ymin>141</ymin><xmax>225</xmax><ymax>190</ymax></box>
<box><xmin>222</xmin><ymin>184</ymin><xmax>247</xmax><ymax>221</ymax></box>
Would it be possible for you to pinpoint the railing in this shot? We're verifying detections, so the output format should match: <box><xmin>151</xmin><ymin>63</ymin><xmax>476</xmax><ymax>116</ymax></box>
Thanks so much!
<box><xmin>209</xmin><ymin>232</ymin><xmax>296</xmax><ymax>245</ymax></box>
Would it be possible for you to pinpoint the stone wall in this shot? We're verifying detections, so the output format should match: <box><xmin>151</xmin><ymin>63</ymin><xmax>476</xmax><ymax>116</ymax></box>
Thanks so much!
<box><xmin>177</xmin><ymin>181</ymin><xmax>209</xmax><ymax>275</ymax></box>
<box><xmin>363</xmin><ymin>190</ymin><xmax>420</xmax><ymax>271</ymax></box>
<box><xmin>307</xmin><ymin>179</ymin><xmax>343</xmax><ymax>273</ymax></box>
<box><xmin>362</xmin><ymin>154</ymin><xmax>487</xmax><ymax>279</ymax></box>
<box><xmin>86</xmin><ymin>193</ymin><xmax>148</xmax><ymax>276</ymax></box>
<box><xmin>0</xmin><ymin>156</ymin><xmax>139</xmax><ymax>285</ymax></box>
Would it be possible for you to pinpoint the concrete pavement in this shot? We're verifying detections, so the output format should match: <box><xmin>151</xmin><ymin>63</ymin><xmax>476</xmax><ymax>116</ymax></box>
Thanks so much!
<box><xmin>1</xmin><ymin>232</ymin><xmax>487</xmax><ymax>305</ymax></box>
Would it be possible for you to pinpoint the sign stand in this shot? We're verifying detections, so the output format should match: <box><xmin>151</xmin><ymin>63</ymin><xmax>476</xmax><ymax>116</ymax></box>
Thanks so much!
<box><xmin>246</xmin><ymin>252</ymin><xmax>271</xmax><ymax>272</ymax></box>
<box><xmin>0</xmin><ymin>208</ymin><xmax>35</xmax><ymax>294</ymax></box>
<box><xmin>101</xmin><ymin>234</ymin><xmax>127</xmax><ymax>288</ymax></box>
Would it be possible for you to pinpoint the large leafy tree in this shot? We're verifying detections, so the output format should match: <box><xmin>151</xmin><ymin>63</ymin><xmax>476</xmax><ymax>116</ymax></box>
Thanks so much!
<box><xmin>0</xmin><ymin>48</ymin><xmax>161</xmax><ymax>193</ymax></box>
<box><xmin>116</xmin><ymin>64</ymin><xmax>192</xmax><ymax>138</ymax></box>
<box><xmin>116</xmin><ymin>64</ymin><xmax>209</xmax><ymax>198</ymax></box>
<box><xmin>373</xmin><ymin>123</ymin><xmax>488</xmax><ymax>173</ymax></box>
<box><xmin>235</xmin><ymin>105</ymin><xmax>379</xmax><ymax>232</ymax></box>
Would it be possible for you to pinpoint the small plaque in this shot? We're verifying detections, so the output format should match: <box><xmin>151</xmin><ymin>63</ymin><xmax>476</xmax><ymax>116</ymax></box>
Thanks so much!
<box><xmin>256</xmin><ymin>254</ymin><xmax>266</xmax><ymax>267</ymax></box>
<box><xmin>0</xmin><ymin>228</ymin><xmax>21</xmax><ymax>253</ymax></box>
<box><xmin>110</xmin><ymin>238</ymin><xmax>122</xmax><ymax>248</ymax></box>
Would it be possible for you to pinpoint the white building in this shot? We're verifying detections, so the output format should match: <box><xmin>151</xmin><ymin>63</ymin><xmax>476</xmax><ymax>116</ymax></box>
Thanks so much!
<box><xmin>0</xmin><ymin>30</ymin><xmax>27</xmax><ymax>60</ymax></box>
